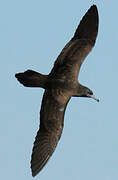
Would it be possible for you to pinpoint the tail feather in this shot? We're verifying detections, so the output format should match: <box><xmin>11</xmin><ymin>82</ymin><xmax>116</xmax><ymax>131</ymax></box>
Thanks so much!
<box><xmin>15</xmin><ymin>69</ymin><xmax>47</xmax><ymax>88</ymax></box>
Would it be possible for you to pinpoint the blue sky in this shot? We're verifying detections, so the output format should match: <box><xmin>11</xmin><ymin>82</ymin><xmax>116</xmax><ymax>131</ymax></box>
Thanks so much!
<box><xmin>1</xmin><ymin>1</ymin><xmax>118</xmax><ymax>180</ymax></box>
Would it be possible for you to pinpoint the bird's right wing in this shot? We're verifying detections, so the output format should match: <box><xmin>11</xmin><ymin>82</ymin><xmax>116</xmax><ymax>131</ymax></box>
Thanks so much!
<box><xmin>49</xmin><ymin>5</ymin><xmax>99</xmax><ymax>81</ymax></box>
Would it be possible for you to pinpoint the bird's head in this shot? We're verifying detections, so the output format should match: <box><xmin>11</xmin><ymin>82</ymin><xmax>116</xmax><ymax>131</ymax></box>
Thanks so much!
<box><xmin>77</xmin><ymin>84</ymin><xmax>99</xmax><ymax>102</ymax></box>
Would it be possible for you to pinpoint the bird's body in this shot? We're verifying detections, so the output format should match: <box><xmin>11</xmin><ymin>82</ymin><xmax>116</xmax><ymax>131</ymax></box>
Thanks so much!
<box><xmin>15</xmin><ymin>5</ymin><xmax>99</xmax><ymax>177</ymax></box>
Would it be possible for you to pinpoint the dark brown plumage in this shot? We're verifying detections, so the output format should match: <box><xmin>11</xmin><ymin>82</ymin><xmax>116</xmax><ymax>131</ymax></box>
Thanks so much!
<box><xmin>15</xmin><ymin>5</ymin><xmax>99</xmax><ymax>177</ymax></box>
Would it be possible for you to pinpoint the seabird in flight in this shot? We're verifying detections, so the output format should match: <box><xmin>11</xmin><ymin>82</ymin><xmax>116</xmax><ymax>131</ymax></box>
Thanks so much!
<box><xmin>15</xmin><ymin>4</ymin><xmax>99</xmax><ymax>177</ymax></box>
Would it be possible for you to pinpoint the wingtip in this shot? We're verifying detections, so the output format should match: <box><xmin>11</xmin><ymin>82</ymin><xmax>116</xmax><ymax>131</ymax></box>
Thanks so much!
<box><xmin>88</xmin><ymin>4</ymin><xmax>98</xmax><ymax>16</ymax></box>
<box><xmin>30</xmin><ymin>128</ymin><xmax>60</xmax><ymax>177</ymax></box>
<box><xmin>91</xmin><ymin>4</ymin><xmax>97</xmax><ymax>8</ymax></box>
<box><xmin>90</xmin><ymin>4</ymin><xmax>97</xmax><ymax>9</ymax></box>
<box><xmin>31</xmin><ymin>172</ymin><xmax>35</xmax><ymax>177</ymax></box>
<box><xmin>31</xmin><ymin>171</ymin><xmax>37</xmax><ymax>178</ymax></box>
<box><xmin>72</xmin><ymin>4</ymin><xmax>99</xmax><ymax>44</ymax></box>
<box><xmin>30</xmin><ymin>162</ymin><xmax>42</xmax><ymax>178</ymax></box>
<box><xmin>89</xmin><ymin>4</ymin><xmax>98</xmax><ymax>18</ymax></box>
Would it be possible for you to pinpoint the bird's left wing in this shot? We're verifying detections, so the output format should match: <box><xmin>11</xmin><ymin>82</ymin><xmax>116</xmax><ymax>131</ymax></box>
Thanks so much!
<box><xmin>31</xmin><ymin>89</ymin><xmax>70</xmax><ymax>177</ymax></box>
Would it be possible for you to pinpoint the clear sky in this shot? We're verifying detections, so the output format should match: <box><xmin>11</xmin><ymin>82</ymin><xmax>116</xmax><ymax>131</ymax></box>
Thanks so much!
<box><xmin>1</xmin><ymin>1</ymin><xmax>118</xmax><ymax>180</ymax></box>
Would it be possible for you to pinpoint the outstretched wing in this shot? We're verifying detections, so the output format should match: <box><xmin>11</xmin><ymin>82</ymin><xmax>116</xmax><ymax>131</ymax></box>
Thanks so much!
<box><xmin>31</xmin><ymin>89</ymin><xmax>70</xmax><ymax>177</ymax></box>
<box><xmin>49</xmin><ymin>5</ymin><xmax>99</xmax><ymax>81</ymax></box>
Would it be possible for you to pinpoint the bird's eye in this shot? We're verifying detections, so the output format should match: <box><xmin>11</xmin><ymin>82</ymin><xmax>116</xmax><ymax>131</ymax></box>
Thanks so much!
<box><xmin>87</xmin><ymin>89</ymin><xmax>93</xmax><ymax>95</ymax></box>
<box><xmin>89</xmin><ymin>91</ymin><xmax>93</xmax><ymax>95</ymax></box>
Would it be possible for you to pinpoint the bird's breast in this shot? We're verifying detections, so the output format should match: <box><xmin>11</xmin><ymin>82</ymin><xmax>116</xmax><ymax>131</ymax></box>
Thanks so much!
<box><xmin>50</xmin><ymin>88</ymin><xmax>71</xmax><ymax>106</ymax></box>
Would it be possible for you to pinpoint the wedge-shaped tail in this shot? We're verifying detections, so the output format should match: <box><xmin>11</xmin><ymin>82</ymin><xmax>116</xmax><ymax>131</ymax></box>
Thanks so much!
<box><xmin>15</xmin><ymin>70</ymin><xmax>47</xmax><ymax>88</ymax></box>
